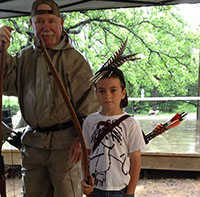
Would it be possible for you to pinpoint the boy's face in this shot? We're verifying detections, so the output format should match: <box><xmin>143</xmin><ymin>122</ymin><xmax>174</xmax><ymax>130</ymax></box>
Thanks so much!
<box><xmin>96</xmin><ymin>77</ymin><xmax>126</xmax><ymax>115</ymax></box>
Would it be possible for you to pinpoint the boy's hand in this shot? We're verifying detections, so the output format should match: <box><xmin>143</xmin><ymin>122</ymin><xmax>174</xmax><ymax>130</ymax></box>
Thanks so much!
<box><xmin>82</xmin><ymin>177</ymin><xmax>94</xmax><ymax>195</ymax></box>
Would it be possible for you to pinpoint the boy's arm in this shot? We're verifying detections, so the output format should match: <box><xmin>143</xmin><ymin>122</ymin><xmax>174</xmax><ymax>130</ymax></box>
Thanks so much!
<box><xmin>126</xmin><ymin>150</ymin><xmax>141</xmax><ymax>195</ymax></box>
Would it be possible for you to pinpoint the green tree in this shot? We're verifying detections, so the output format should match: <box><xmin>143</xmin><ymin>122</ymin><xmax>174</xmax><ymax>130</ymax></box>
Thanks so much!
<box><xmin>1</xmin><ymin>5</ymin><xmax>200</xmax><ymax>113</ymax></box>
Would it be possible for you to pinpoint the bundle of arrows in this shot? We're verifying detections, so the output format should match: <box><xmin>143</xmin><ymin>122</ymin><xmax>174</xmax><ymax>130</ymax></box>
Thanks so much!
<box><xmin>143</xmin><ymin>112</ymin><xmax>187</xmax><ymax>144</ymax></box>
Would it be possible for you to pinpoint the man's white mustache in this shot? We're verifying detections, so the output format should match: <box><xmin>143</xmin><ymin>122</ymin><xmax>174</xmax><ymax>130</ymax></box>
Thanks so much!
<box><xmin>41</xmin><ymin>31</ymin><xmax>54</xmax><ymax>36</ymax></box>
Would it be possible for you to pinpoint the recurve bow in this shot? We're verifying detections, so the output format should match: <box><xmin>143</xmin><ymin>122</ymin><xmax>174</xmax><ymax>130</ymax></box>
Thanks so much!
<box><xmin>39</xmin><ymin>38</ymin><xmax>90</xmax><ymax>184</ymax></box>
<box><xmin>0</xmin><ymin>40</ymin><xmax>7</xmax><ymax>197</ymax></box>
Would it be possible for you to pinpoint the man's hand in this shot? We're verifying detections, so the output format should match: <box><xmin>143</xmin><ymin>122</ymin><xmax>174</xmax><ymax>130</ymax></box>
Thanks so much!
<box><xmin>81</xmin><ymin>177</ymin><xmax>94</xmax><ymax>195</ymax></box>
<box><xmin>69</xmin><ymin>140</ymin><xmax>82</xmax><ymax>163</ymax></box>
<box><xmin>0</xmin><ymin>26</ymin><xmax>14</xmax><ymax>51</ymax></box>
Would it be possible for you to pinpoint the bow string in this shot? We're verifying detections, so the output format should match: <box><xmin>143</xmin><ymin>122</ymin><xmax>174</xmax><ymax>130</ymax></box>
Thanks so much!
<box><xmin>0</xmin><ymin>40</ymin><xmax>7</xmax><ymax>197</ymax></box>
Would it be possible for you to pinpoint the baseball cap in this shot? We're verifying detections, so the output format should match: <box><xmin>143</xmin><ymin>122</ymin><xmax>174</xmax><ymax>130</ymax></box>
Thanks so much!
<box><xmin>31</xmin><ymin>0</ymin><xmax>60</xmax><ymax>17</ymax></box>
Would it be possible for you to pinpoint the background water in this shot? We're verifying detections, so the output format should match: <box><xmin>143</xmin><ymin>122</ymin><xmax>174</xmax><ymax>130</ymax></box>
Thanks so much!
<box><xmin>3</xmin><ymin>113</ymin><xmax>200</xmax><ymax>155</ymax></box>
<box><xmin>136</xmin><ymin>113</ymin><xmax>200</xmax><ymax>154</ymax></box>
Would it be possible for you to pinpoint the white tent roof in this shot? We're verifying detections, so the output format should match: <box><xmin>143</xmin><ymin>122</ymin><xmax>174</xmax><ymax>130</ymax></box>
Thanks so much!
<box><xmin>0</xmin><ymin>0</ymin><xmax>200</xmax><ymax>19</ymax></box>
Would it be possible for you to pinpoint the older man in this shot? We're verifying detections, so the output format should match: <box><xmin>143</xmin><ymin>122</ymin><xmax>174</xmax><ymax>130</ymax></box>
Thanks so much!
<box><xmin>0</xmin><ymin>0</ymin><xmax>98</xmax><ymax>196</ymax></box>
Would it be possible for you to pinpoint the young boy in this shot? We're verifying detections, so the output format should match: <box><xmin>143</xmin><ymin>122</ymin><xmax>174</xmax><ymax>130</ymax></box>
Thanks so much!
<box><xmin>82</xmin><ymin>39</ymin><xmax>146</xmax><ymax>197</ymax></box>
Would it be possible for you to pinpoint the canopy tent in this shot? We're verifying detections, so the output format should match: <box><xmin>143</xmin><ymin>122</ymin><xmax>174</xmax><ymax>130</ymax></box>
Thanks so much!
<box><xmin>0</xmin><ymin>0</ymin><xmax>200</xmax><ymax>19</ymax></box>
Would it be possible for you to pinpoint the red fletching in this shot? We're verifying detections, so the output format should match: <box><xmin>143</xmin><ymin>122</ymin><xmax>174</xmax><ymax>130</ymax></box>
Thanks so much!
<box><xmin>170</xmin><ymin>113</ymin><xmax>180</xmax><ymax>121</ymax></box>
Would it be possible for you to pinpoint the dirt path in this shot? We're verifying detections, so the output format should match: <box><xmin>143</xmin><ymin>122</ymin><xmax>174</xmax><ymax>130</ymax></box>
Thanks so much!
<box><xmin>6</xmin><ymin>178</ymin><xmax>21</xmax><ymax>197</ymax></box>
<box><xmin>136</xmin><ymin>170</ymin><xmax>200</xmax><ymax>197</ymax></box>
<box><xmin>137</xmin><ymin>178</ymin><xmax>200</xmax><ymax>197</ymax></box>
<box><xmin>5</xmin><ymin>169</ymin><xmax>200</xmax><ymax>197</ymax></box>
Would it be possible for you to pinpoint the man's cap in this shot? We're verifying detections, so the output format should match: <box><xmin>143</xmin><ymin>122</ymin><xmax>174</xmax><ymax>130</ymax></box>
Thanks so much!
<box><xmin>31</xmin><ymin>0</ymin><xmax>60</xmax><ymax>17</ymax></box>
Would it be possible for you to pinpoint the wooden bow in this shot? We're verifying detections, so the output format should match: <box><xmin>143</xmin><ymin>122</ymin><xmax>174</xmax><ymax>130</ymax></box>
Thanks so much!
<box><xmin>0</xmin><ymin>41</ymin><xmax>7</xmax><ymax>197</ymax></box>
<box><xmin>39</xmin><ymin>38</ymin><xmax>90</xmax><ymax>182</ymax></box>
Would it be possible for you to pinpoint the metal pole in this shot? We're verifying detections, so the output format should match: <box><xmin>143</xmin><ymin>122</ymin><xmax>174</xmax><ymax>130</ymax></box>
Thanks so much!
<box><xmin>197</xmin><ymin>52</ymin><xmax>200</xmax><ymax>119</ymax></box>
<box><xmin>131</xmin><ymin>101</ymin><xmax>134</xmax><ymax>116</ymax></box>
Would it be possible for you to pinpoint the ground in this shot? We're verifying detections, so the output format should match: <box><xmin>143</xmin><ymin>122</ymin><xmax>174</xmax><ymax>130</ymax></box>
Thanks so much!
<box><xmin>5</xmin><ymin>167</ymin><xmax>200</xmax><ymax>197</ymax></box>
<box><xmin>137</xmin><ymin>178</ymin><xmax>200</xmax><ymax>197</ymax></box>
<box><xmin>136</xmin><ymin>170</ymin><xmax>200</xmax><ymax>197</ymax></box>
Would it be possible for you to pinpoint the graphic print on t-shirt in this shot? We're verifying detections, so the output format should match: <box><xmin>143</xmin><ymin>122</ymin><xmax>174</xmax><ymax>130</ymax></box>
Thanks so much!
<box><xmin>90</xmin><ymin>119</ymin><xmax>128</xmax><ymax>187</ymax></box>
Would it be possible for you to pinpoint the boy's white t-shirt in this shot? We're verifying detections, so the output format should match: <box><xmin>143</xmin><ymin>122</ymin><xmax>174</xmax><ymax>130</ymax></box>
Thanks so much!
<box><xmin>82</xmin><ymin>112</ymin><xmax>146</xmax><ymax>191</ymax></box>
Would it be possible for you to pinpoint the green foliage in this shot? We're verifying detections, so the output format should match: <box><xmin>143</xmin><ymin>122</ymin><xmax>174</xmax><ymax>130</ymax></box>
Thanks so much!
<box><xmin>0</xmin><ymin>17</ymin><xmax>32</xmax><ymax>55</ymax></box>
<box><xmin>177</xmin><ymin>102</ymin><xmax>196</xmax><ymax>113</ymax></box>
<box><xmin>1</xmin><ymin>5</ymin><xmax>200</xmax><ymax>113</ymax></box>
<box><xmin>3</xmin><ymin>97</ymin><xmax>19</xmax><ymax>116</ymax></box>
<box><xmin>65</xmin><ymin>6</ymin><xmax>199</xmax><ymax>100</ymax></box>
